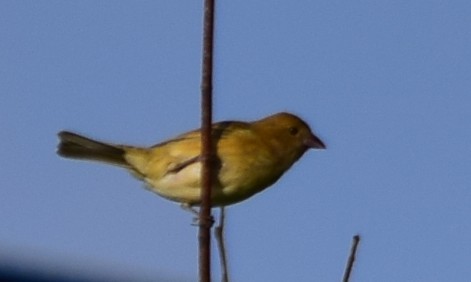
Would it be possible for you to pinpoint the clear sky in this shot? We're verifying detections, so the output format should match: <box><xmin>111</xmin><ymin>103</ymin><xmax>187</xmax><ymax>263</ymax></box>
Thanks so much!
<box><xmin>1</xmin><ymin>1</ymin><xmax>471</xmax><ymax>281</ymax></box>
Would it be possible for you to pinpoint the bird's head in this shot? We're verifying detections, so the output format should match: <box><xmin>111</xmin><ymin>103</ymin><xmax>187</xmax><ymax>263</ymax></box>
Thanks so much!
<box><xmin>253</xmin><ymin>112</ymin><xmax>326</xmax><ymax>162</ymax></box>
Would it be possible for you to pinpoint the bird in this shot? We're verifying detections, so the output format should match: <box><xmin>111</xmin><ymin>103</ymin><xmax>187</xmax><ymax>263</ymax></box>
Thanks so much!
<box><xmin>57</xmin><ymin>112</ymin><xmax>325</xmax><ymax>207</ymax></box>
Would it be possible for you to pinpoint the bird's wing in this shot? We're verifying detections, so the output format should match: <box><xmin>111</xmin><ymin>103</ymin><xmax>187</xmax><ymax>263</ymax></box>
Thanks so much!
<box><xmin>126</xmin><ymin>121</ymin><xmax>250</xmax><ymax>179</ymax></box>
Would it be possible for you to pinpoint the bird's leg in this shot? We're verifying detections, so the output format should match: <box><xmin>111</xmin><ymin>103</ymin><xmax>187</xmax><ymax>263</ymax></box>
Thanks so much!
<box><xmin>180</xmin><ymin>203</ymin><xmax>201</xmax><ymax>225</ymax></box>
<box><xmin>180</xmin><ymin>203</ymin><xmax>214</xmax><ymax>226</ymax></box>
<box><xmin>180</xmin><ymin>203</ymin><xmax>199</xmax><ymax>215</ymax></box>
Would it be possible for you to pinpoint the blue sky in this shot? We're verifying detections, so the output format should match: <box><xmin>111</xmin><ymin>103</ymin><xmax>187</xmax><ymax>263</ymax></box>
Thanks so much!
<box><xmin>1</xmin><ymin>1</ymin><xmax>471</xmax><ymax>281</ymax></box>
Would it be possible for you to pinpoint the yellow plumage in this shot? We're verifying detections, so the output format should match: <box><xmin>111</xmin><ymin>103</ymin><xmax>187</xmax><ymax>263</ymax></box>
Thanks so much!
<box><xmin>57</xmin><ymin>112</ymin><xmax>325</xmax><ymax>206</ymax></box>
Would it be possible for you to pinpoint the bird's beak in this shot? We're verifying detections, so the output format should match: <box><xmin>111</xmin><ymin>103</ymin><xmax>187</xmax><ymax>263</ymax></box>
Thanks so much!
<box><xmin>305</xmin><ymin>134</ymin><xmax>326</xmax><ymax>149</ymax></box>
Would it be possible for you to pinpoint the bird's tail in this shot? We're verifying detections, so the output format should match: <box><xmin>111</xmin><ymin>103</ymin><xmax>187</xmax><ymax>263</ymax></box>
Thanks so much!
<box><xmin>57</xmin><ymin>131</ymin><xmax>128</xmax><ymax>167</ymax></box>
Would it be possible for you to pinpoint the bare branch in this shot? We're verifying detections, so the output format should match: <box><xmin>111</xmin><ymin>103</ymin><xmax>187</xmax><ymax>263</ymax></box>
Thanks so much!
<box><xmin>215</xmin><ymin>207</ymin><xmax>229</xmax><ymax>282</ymax></box>
<box><xmin>342</xmin><ymin>234</ymin><xmax>361</xmax><ymax>282</ymax></box>
<box><xmin>199</xmin><ymin>0</ymin><xmax>216</xmax><ymax>281</ymax></box>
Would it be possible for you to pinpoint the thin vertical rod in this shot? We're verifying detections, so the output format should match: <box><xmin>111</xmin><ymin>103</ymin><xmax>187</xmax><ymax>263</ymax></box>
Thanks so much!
<box><xmin>342</xmin><ymin>235</ymin><xmax>361</xmax><ymax>282</ymax></box>
<box><xmin>215</xmin><ymin>207</ymin><xmax>229</xmax><ymax>282</ymax></box>
<box><xmin>199</xmin><ymin>0</ymin><xmax>215</xmax><ymax>281</ymax></box>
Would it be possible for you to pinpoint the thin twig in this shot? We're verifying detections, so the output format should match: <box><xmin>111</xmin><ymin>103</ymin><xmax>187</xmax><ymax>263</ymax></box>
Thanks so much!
<box><xmin>342</xmin><ymin>234</ymin><xmax>361</xmax><ymax>282</ymax></box>
<box><xmin>214</xmin><ymin>207</ymin><xmax>229</xmax><ymax>282</ymax></box>
<box><xmin>199</xmin><ymin>0</ymin><xmax>216</xmax><ymax>281</ymax></box>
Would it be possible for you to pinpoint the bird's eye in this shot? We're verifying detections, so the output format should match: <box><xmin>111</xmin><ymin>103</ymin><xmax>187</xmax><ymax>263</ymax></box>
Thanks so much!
<box><xmin>289</xmin><ymin>126</ymin><xmax>299</xmax><ymax>136</ymax></box>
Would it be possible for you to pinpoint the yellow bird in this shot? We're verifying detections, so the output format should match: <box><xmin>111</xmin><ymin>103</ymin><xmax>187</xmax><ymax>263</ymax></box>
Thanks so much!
<box><xmin>57</xmin><ymin>112</ymin><xmax>325</xmax><ymax>207</ymax></box>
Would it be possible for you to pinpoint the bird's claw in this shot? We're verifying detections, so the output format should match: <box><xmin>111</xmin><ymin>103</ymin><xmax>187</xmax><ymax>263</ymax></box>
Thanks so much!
<box><xmin>180</xmin><ymin>203</ymin><xmax>214</xmax><ymax>227</ymax></box>
<box><xmin>191</xmin><ymin>215</ymin><xmax>215</xmax><ymax>227</ymax></box>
